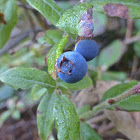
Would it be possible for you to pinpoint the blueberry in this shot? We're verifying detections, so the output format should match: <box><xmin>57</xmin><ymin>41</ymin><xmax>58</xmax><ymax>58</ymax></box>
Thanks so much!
<box><xmin>57</xmin><ymin>51</ymin><xmax>88</xmax><ymax>83</ymax></box>
<box><xmin>75</xmin><ymin>39</ymin><xmax>99</xmax><ymax>61</ymax></box>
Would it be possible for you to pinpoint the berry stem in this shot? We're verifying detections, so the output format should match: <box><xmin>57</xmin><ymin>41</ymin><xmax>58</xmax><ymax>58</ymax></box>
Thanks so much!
<box><xmin>79</xmin><ymin>83</ymin><xmax>140</xmax><ymax>120</ymax></box>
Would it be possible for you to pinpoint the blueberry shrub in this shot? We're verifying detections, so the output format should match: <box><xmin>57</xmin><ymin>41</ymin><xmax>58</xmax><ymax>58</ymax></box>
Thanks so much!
<box><xmin>0</xmin><ymin>0</ymin><xmax>140</xmax><ymax>140</ymax></box>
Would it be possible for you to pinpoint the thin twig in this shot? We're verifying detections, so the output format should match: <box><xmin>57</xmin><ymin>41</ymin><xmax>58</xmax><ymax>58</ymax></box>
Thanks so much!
<box><xmin>131</xmin><ymin>55</ymin><xmax>139</xmax><ymax>78</ymax></box>
<box><xmin>17</xmin><ymin>1</ymin><xmax>34</xmax><ymax>10</ymax></box>
<box><xmin>8</xmin><ymin>41</ymin><xmax>32</xmax><ymax>55</ymax></box>
<box><xmin>0</xmin><ymin>28</ymin><xmax>41</xmax><ymax>56</ymax></box>
<box><xmin>80</xmin><ymin>83</ymin><xmax>140</xmax><ymax>120</ymax></box>
<box><xmin>124</xmin><ymin>35</ymin><xmax>140</xmax><ymax>45</ymax></box>
<box><xmin>24</xmin><ymin>9</ymin><xmax>36</xmax><ymax>41</ymax></box>
<box><xmin>86</xmin><ymin>114</ymin><xmax>106</xmax><ymax>124</ymax></box>
<box><xmin>98</xmin><ymin>122</ymin><xmax>114</xmax><ymax>135</ymax></box>
<box><xmin>125</xmin><ymin>19</ymin><xmax>134</xmax><ymax>40</ymax></box>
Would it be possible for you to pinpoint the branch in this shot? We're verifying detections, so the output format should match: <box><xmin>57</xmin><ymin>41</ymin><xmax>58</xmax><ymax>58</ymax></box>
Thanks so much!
<box><xmin>80</xmin><ymin>83</ymin><xmax>140</xmax><ymax>120</ymax></box>
<box><xmin>124</xmin><ymin>35</ymin><xmax>140</xmax><ymax>45</ymax></box>
<box><xmin>0</xmin><ymin>28</ymin><xmax>41</xmax><ymax>56</ymax></box>
<box><xmin>17</xmin><ymin>1</ymin><xmax>34</xmax><ymax>10</ymax></box>
<box><xmin>125</xmin><ymin>19</ymin><xmax>134</xmax><ymax>39</ymax></box>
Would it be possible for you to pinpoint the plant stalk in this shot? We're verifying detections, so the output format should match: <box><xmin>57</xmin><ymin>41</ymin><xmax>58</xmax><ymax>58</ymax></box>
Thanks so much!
<box><xmin>80</xmin><ymin>83</ymin><xmax>140</xmax><ymax>120</ymax></box>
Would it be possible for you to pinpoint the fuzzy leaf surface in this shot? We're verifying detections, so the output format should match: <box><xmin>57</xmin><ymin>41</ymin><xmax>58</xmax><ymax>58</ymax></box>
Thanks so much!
<box><xmin>31</xmin><ymin>84</ymin><xmax>47</xmax><ymax>100</ymax></box>
<box><xmin>56</xmin><ymin>3</ymin><xmax>93</xmax><ymax>35</ymax></box>
<box><xmin>98</xmin><ymin>40</ymin><xmax>125</xmax><ymax>70</ymax></box>
<box><xmin>37</xmin><ymin>92</ymin><xmax>57</xmax><ymax>140</ymax></box>
<box><xmin>58</xmin><ymin>75</ymin><xmax>92</xmax><ymax>90</ymax></box>
<box><xmin>47</xmin><ymin>35</ymin><xmax>68</xmax><ymax>78</ymax></box>
<box><xmin>38</xmin><ymin>29</ymin><xmax>63</xmax><ymax>46</ymax></box>
<box><xmin>26</xmin><ymin>0</ymin><xmax>64</xmax><ymax>25</ymax></box>
<box><xmin>0</xmin><ymin>68</ymin><xmax>56</xmax><ymax>94</ymax></box>
<box><xmin>102</xmin><ymin>81</ymin><xmax>140</xmax><ymax>111</ymax></box>
<box><xmin>80</xmin><ymin>122</ymin><xmax>102</xmax><ymax>140</ymax></box>
<box><xmin>54</xmin><ymin>94</ymin><xmax>80</xmax><ymax>140</ymax></box>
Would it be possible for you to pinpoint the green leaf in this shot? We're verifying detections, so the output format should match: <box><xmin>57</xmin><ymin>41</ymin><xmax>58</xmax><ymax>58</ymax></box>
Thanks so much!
<box><xmin>47</xmin><ymin>35</ymin><xmax>68</xmax><ymax>78</ymax></box>
<box><xmin>88</xmin><ymin>70</ymin><xmax>98</xmax><ymax>87</ymax></box>
<box><xmin>57</xmin><ymin>1</ymin><xmax>73</xmax><ymax>9</ymax></box>
<box><xmin>115</xmin><ymin>94</ymin><xmax>140</xmax><ymax>111</ymax></box>
<box><xmin>0</xmin><ymin>110</ymin><xmax>11</xmax><ymax>127</ymax></box>
<box><xmin>0</xmin><ymin>68</ymin><xmax>56</xmax><ymax>94</ymax></box>
<box><xmin>0</xmin><ymin>0</ymin><xmax>17</xmax><ymax>49</ymax></box>
<box><xmin>26</xmin><ymin>0</ymin><xmax>64</xmax><ymax>25</ymax></box>
<box><xmin>37</xmin><ymin>92</ymin><xmax>57</xmax><ymax>140</ymax></box>
<box><xmin>102</xmin><ymin>81</ymin><xmax>138</xmax><ymax>101</ymax></box>
<box><xmin>59</xmin><ymin>86</ymin><xmax>71</xmax><ymax>95</ymax></box>
<box><xmin>0</xmin><ymin>85</ymin><xmax>14</xmax><ymax>102</ymax></box>
<box><xmin>93</xmin><ymin>11</ymin><xmax>107</xmax><ymax>36</ymax></box>
<box><xmin>31</xmin><ymin>84</ymin><xmax>47</xmax><ymax>100</ymax></box>
<box><xmin>56</xmin><ymin>3</ymin><xmax>93</xmax><ymax>36</ymax></box>
<box><xmin>134</xmin><ymin>42</ymin><xmax>140</xmax><ymax>58</ymax></box>
<box><xmin>38</xmin><ymin>29</ymin><xmax>63</xmax><ymax>46</ymax></box>
<box><xmin>80</xmin><ymin>122</ymin><xmax>102</xmax><ymax>140</ymax></box>
<box><xmin>47</xmin><ymin>47</ymin><xmax>56</xmax><ymax>77</ymax></box>
<box><xmin>88</xmin><ymin>0</ymin><xmax>140</xmax><ymax>19</ymax></box>
<box><xmin>87</xmin><ymin>57</ymin><xmax>98</xmax><ymax>70</ymax></box>
<box><xmin>58</xmin><ymin>75</ymin><xmax>92</xmax><ymax>90</ymax></box>
<box><xmin>98</xmin><ymin>40</ymin><xmax>125</xmax><ymax>70</ymax></box>
<box><xmin>12</xmin><ymin>110</ymin><xmax>20</xmax><ymax>120</ymax></box>
<box><xmin>101</xmin><ymin>71</ymin><xmax>127</xmax><ymax>82</ymax></box>
<box><xmin>54</xmin><ymin>94</ymin><xmax>80</xmax><ymax>140</ymax></box>
<box><xmin>77</xmin><ymin>105</ymin><xmax>90</xmax><ymax>116</ymax></box>
<box><xmin>102</xmin><ymin>81</ymin><xmax>140</xmax><ymax>111</ymax></box>
<box><xmin>134</xmin><ymin>19</ymin><xmax>140</xmax><ymax>30</ymax></box>
<box><xmin>46</xmin><ymin>30</ymin><xmax>63</xmax><ymax>44</ymax></box>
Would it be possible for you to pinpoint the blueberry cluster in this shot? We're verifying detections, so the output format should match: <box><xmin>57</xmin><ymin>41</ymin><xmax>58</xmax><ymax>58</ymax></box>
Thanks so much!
<box><xmin>57</xmin><ymin>39</ymin><xmax>99</xmax><ymax>83</ymax></box>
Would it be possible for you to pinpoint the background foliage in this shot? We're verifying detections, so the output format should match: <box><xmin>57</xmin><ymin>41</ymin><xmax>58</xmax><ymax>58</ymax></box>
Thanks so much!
<box><xmin>0</xmin><ymin>0</ymin><xmax>140</xmax><ymax>140</ymax></box>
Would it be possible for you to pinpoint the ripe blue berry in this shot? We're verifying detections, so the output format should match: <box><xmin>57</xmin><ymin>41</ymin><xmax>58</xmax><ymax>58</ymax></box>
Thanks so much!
<box><xmin>75</xmin><ymin>39</ymin><xmax>99</xmax><ymax>61</ymax></box>
<box><xmin>57</xmin><ymin>51</ymin><xmax>88</xmax><ymax>83</ymax></box>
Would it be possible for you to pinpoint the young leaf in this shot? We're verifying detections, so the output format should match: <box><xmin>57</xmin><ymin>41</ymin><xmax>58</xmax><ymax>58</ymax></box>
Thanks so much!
<box><xmin>80</xmin><ymin>122</ymin><xmax>102</xmax><ymax>140</ymax></box>
<box><xmin>54</xmin><ymin>94</ymin><xmax>80</xmax><ymax>140</ymax></box>
<box><xmin>46</xmin><ymin>30</ymin><xmax>63</xmax><ymax>45</ymax></box>
<box><xmin>88</xmin><ymin>0</ymin><xmax>140</xmax><ymax>19</ymax></box>
<box><xmin>47</xmin><ymin>47</ymin><xmax>56</xmax><ymax>77</ymax></box>
<box><xmin>26</xmin><ymin>0</ymin><xmax>64</xmax><ymax>25</ymax></box>
<box><xmin>47</xmin><ymin>35</ymin><xmax>68</xmax><ymax>78</ymax></box>
<box><xmin>56</xmin><ymin>3</ymin><xmax>93</xmax><ymax>36</ymax></box>
<box><xmin>37</xmin><ymin>92</ymin><xmax>57</xmax><ymax>140</ymax></box>
<box><xmin>31</xmin><ymin>84</ymin><xmax>47</xmax><ymax>100</ymax></box>
<box><xmin>38</xmin><ymin>29</ymin><xmax>63</xmax><ymax>46</ymax></box>
<box><xmin>102</xmin><ymin>81</ymin><xmax>140</xmax><ymax>111</ymax></box>
<box><xmin>0</xmin><ymin>0</ymin><xmax>17</xmax><ymax>49</ymax></box>
<box><xmin>0</xmin><ymin>110</ymin><xmax>11</xmax><ymax>127</ymax></box>
<box><xmin>0</xmin><ymin>68</ymin><xmax>56</xmax><ymax>94</ymax></box>
<box><xmin>58</xmin><ymin>75</ymin><xmax>92</xmax><ymax>90</ymax></box>
<box><xmin>12</xmin><ymin>110</ymin><xmax>20</xmax><ymax>120</ymax></box>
